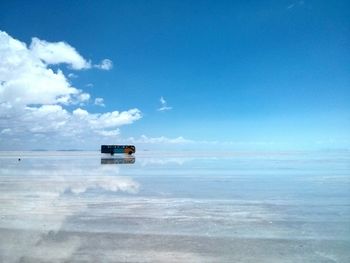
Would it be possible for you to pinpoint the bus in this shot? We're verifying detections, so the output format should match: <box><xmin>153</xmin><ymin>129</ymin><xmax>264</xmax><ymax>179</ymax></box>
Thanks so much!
<box><xmin>101</xmin><ymin>145</ymin><xmax>136</xmax><ymax>155</ymax></box>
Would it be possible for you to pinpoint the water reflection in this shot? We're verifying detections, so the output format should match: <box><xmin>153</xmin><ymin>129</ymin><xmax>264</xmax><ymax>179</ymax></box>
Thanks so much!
<box><xmin>101</xmin><ymin>156</ymin><xmax>135</xmax><ymax>164</ymax></box>
<box><xmin>0</xmin><ymin>151</ymin><xmax>349</xmax><ymax>262</ymax></box>
<box><xmin>0</xmin><ymin>159</ymin><xmax>140</xmax><ymax>229</ymax></box>
<box><xmin>0</xmin><ymin>154</ymin><xmax>143</xmax><ymax>262</ymax></box>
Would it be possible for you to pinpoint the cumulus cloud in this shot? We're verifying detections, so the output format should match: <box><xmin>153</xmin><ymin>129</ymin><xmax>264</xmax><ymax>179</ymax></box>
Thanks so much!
<box><xmin>30</xmin><ymin>37</ymin><xmax>91</xmax><ymax>70</ymax></box>
<box><xmin>94</xmin><ymin>97</ymin><xmax>105</xmax><ymax>107</ymax></box>
<box><xmin>0</xmin><ymin>30</ymin><xmax>141</xmax><ymax>148</ymax></box>
<box><xmin>157</xmin><ymin>96</ymin><xmax>172</xmax><ymax>111</ymax></box>
<box><xmin>77</xmin><ymin>92</ymin><xmax>90</xmax><ymax>103</ymax></box>
<box><xmin>94</xmin><ymin>58</ymin><xmax>113</xmax><ymax>70</ymax></box>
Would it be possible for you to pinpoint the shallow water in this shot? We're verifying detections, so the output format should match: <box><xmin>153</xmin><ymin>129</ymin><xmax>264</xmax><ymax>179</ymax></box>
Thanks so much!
<box><xmin>0</xmin><ymin>151</ymin><xmax>349</xmax><ymax>262</ymax></box>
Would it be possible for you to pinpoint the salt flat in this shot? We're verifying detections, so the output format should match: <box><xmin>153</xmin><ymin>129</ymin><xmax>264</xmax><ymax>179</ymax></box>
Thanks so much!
<box><xmin>0</xmin><ymin>151</ymin><xmax>349</xmax><ymax>262</ymax></box>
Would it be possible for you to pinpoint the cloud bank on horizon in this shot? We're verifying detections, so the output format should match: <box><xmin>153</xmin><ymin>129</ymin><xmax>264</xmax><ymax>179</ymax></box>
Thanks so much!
<box><xmin>0</xmin><ymin>30</ymin><xmax>141</xmax><ymax>149</ymax></box>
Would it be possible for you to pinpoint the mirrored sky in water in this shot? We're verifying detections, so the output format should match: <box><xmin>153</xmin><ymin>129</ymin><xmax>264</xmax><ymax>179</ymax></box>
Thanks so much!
<box><xmin>0</xmin><ymin>151</ymin><xmax>349</xmax><ymax>262</ymax></box>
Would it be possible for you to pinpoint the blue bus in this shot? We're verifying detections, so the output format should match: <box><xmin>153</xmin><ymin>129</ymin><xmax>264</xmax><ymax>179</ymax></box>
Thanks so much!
<box><xmin>101</xmin><ymin>145</ymin><xmax>136</xmax><ymax>155</ymax></box>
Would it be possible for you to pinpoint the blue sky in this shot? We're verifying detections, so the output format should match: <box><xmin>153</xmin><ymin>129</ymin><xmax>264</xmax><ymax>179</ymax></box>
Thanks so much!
<box><xmin>0</xmin><ymin>0</ymin><xmax>349</xmax><ymax>150</ymax></box>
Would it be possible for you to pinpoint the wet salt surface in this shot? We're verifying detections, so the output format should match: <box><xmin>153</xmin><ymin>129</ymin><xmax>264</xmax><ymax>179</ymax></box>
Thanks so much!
<box><xmin>0</xmin><ymin>151</ymin><xmax>349</xmax><ymax>262</ymax></box>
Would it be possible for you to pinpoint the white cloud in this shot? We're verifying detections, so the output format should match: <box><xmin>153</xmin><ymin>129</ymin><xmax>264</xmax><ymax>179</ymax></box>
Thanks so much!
<box><xmin>68</xmin><ymin>73</ymin><xmax>78</xmax><ymax>78</ymax></box>
<box><xmin>11</xmin><ymin>106</ymin><xmax>141</xmax><ymax>136</ymax></box>
<box><xmin>30</xmin><ymin>37</ymin><xmax>91</xmax><ymax>70</ymax></box>
<box><xmin>0</xmin><ymin>30</ymin><xmax>141</xmax><ymax>149</ymax></box>
<box><xmin>287</xmin><ymin>1</ymin><xmax>304</xmax><ymax>9</ymax></box>
<box><xmin>72</xmin><ymin>107</ymin><xmax>89</xmax><ymax>117</ymax></box>
<box><xmin>94</xmin><ymin>97</ymin><xmax>105</xmax><ymax>107</ymax></box>
<box><xmin>1</xmin><ymin>128</ymin><xmax>11</xmax><ymax>134</ymax></box>
<box><xmin>95</xmin><ymin>129</ymin><xmax>120</xmax><ymax>137</ymax></box>
<box><xmin>78</xmin><ymin>92</ymin><xmax>90</xmax><ymax>102</ymax></box>
<box><xmin>124</xmin><ymin>136</ymin><xmax>266</xmax><ymax>147</ymax></box>
<box><xmin>160</xmin><ymin>96</ymin><xmax>166</xmax><ymax>105</ymax></box>
<box><xmin>157</xmin><ymin>96</ymin><xmax>172</xmax><ymax>111</ymax></box>
<box><xmin>94</xmin><ymin>58</ymin><xmax>113</xmax><ymax>70</ymax></box>
<box><xmin>127</xmin><ymin>135</ymin><xmax>193</xmax><ymax>144</ymax></box>
<box><xmin>0</xmin><ymin>31</ymin><xmax>84</xmax><ymax>105</ymax></box>
<box><xmin>71</xmin><ymin>107</ymin><xmax>141</xmax><ymax>131</ymax></box>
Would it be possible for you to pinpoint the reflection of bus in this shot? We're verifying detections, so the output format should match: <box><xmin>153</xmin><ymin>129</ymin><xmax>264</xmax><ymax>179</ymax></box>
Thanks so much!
<box><xmin>101</xmin><ymin>145</ymin><xmax>136</xmax><ymax>155</ymax></box>
<box><xmin>101</xmin><ymin>157</ymin><xmax>135</xmax><ymax>164</ymax></box>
